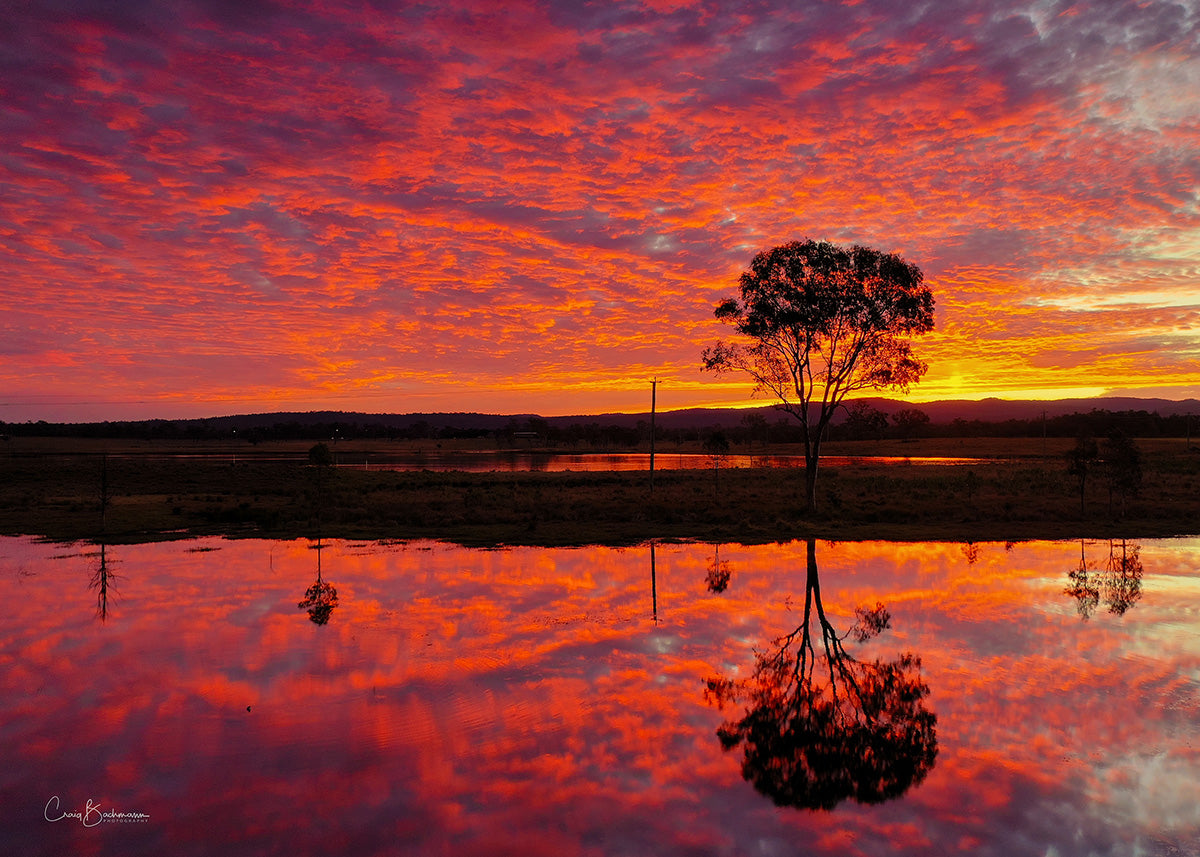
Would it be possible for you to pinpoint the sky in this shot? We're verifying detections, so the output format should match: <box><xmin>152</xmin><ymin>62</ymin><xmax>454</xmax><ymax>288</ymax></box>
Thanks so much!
<box><xmin>2</xmin><ymin>0</ymin><xmax>1199</xmax><ymax>422</ymax></box>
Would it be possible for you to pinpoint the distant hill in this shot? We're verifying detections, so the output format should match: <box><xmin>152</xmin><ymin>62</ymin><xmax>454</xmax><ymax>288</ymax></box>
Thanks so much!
<box><xmin>193</xmin><ymin>396</ymin><xmax>1200</xmax><ymax>432</ymax></box>
<box><xmin>201</xmin><ymin>410</ymin><xmax>542</xmax><ymax>432</ymax></box>
<box><xmin>5</xmin><ymin>397</ymin><xmax>1198</xmax><ymax>437</ymax></box>
<box><xmin>537</xmin><ymin>397</ymin><xmax>1200</xmax><ymax>430</ymax></box>
<box><xmin>889</xmin><ymin>397</ymin><xmax>1200</xmax><ymax>425</ymax></box>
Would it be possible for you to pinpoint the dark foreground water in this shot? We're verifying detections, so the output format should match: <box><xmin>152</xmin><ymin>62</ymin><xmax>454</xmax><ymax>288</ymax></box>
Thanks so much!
<box><xmin>2</xmin><ymin>536</ymin><xmax>1198</xmax><ymax>856</ymax></box>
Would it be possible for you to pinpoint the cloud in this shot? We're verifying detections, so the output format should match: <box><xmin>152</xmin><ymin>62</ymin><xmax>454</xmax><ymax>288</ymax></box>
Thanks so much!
<box><xmin>2</xmin><ymin>0</ymin><xmax>1198</xmax><ymax>418</ymax></box>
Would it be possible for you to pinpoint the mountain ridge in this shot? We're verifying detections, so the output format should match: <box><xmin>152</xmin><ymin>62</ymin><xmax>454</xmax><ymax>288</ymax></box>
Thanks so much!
<box><xmin>30</xmin><ymin>396</ymin><xmax>1195</xmax><ymax>431</ymax></box>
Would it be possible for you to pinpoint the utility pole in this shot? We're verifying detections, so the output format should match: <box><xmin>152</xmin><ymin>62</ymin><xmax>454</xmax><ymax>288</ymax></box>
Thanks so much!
<box><xmin>650</xmin><ymin>378</ymin><xmax>657</xmax><ymax>492</ymax></box>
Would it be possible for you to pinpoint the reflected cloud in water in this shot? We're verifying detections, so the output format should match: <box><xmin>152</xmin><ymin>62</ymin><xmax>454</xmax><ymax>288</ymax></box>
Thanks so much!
<box><xmin>3</xmin><ymin>536</ymin><xmax>1200</xmax><ymax>855</ymax></box>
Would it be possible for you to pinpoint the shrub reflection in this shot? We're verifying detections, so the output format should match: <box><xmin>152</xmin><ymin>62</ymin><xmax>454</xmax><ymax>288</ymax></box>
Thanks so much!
<box><xmin>88</xmin><ymin>541</ymin><xmax>119</xmax><ymax>622</ymax></box>
<box><xmin>1065</xmin><ymin>539</ymin><xmax>1143</xmax><ymax>620</ymax></box>
<box><xmin>706</xmin><ymin>539</ymin><xmax>938</xmax><ymax>810</ymax></box>
<box><xmin>298</xmin><ymin>539</ymin><xmax>339</xmax><ymax>625</ymax></box>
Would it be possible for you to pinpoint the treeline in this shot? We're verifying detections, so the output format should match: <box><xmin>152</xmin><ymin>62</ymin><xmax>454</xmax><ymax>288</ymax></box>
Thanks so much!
<box><xmin>824</xmin><ymin>405</ymin><xmax>1197</xmax><ymax>443</ymax></box>
<box><xmin>934</xmin><ymin>408</ymin><xmax>1196</xmax><ymax>440</ymax></box>
<box><xmin>0</xmin><ymin>418</ymin><xmax>493</xmax><ymax>443</ymax></box>
<box><xmin>1</xmin><ymin>406</ymin><xmax>1196</xmax><ymax>446</ymax></box>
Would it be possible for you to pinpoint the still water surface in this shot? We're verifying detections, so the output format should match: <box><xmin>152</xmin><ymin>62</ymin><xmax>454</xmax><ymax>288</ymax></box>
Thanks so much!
<box><xmin>348</xmin><ymin>451</ymin><xmax>986</xmax><ymax>472</ymax></box>
<box><xmin>105</xmin><ymin>450</ymin><xmax>988</xmax><ymax>471</ymax></box>
<box><xmin>2</xmin><ymin>535</ymin><xmax>1199</xmax><ymax>855</ymax></box>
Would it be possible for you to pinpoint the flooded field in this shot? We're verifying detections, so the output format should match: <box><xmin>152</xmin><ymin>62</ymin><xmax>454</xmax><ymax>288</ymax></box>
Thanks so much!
<box><xmin>79</xmin><ymin>450</ymin><xmax>990</xmax><ymax>472</ymax></box>
<box><xmin>3</xmin><ymin>536</ymin><xmax>1199</xmax><ymax>855</ymax></box>
<box><xmin>346</xmin><ymin>451</ymin><xmax>987</xmax><ymax>472</ymax></box>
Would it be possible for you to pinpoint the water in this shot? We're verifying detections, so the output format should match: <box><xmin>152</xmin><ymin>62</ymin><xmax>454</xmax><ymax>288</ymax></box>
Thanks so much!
<box><xmin>92</xmin><ymin>450</ymin><xmax>989</xmax><ymax>471</ymax></box>
<box><xmin>2</xmin><ymin>536</ymin><xmax>1198</xmax><ymax>855</ymax></box>
<box><xmin>345</xmin><ymin>451</ymin><xmax>987</xmax><ymax>472</ymax></box>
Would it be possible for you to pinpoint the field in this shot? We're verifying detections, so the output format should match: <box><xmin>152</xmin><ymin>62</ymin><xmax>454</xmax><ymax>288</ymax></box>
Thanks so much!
<box><xmin>2</xmin><ymin>436</ymin><xmax>1198</xmax><ymax>545</ymax></box>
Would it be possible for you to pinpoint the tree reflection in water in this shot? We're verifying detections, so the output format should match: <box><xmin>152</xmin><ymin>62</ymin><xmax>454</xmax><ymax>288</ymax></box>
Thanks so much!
<box><xmin>87</xmin><ymin>541</ymin><xmax>119</xmax><ymax>622</ymax></box>
<box><xmin>1065</xmin><ymin>539</ymin><xmax>1143</xmax><ymax>620</ymax></box>
<box><xmin>706</xmin><ymin>543</ymin><xmax>731</xmax><ymax>594</ymax></box>
<box><xmin>298</xmin><ymin>539</ymin><xmax>339</xmax><ymax>625</ymax></box>
<box><xmin>706</xmin><ymin>538</ymin><xmax>937</xmax><ymax>810</ymax></box>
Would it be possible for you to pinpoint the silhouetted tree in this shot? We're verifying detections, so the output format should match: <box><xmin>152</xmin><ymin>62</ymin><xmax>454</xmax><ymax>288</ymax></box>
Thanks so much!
<box><xmin>964</xmin><ymin>469</ymin><xmax>979</xmax><ymax>506</ymax></box>
<box><xmin>307</xmin><ymin>442</ymin><xmax>335</xmax><ymax>533</ymax></box>
<box><xmin>892</xmin><ymin>407</ymin><xmax>930</xmax><ymax>441</ymax></box>
<box><xmin>705</xmin><ymin>539</ymin><xmax>937</xmax><ymax>810</ymax></box>
<box><xmin>740</xmin><ymin>412</ymin><xmax>769</xmax><ymax>449</ymax></box>
<box><xmin>703</xmin><ymin>431</ymin><xmax>731</xmax><ymax>492</ymax></box>
<box><xmin>703</xmin><ymin>240</ymin><xmax>934</xmax><ymax>512</ymax></box>
<box><xmin>1065</xmin><ymin>435</ymin><xmax>1099</xmax><ymax>515</ymax></box>
<box><xmin>1101</xmin><ymin>429</ymin><xmax>1142</xmax><ymax>518</ymax></box>
<box><xmin>92</xmin><ymin>452</ymin><xmax>113</xmax><ymax>537</ymax></box>
<box><xmin>840</xmin><ymin>400</ymin><xmax>889</xmax><ymax>441</ymax></box>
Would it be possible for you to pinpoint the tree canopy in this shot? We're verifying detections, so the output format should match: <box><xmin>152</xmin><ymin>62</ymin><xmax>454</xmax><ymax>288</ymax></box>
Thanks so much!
<box><xmin>703</xmin><ymin>239</ymin><xmax>934</xmax><ymax>510</ymax></box>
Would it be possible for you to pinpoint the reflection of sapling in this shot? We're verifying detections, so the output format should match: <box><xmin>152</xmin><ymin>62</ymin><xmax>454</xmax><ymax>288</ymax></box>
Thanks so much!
<box><xmin>299</xmin><ymin>540</ymin><xmax>338</xmax><ymax>625</ymax></box>
<box><xmin>299</xmin><ymin>579</ymin><xmax>338</xmax><ymax>625</ymax></box>
<box><xmin>88</xmin><ymin>542</ymin><xmax>120</xmax><ymax>622</ymax></box>
<box><xmin>706</xmin><ymin>544</ymin><xmax>731</xmax><ymax>594</ymax></box>
<box><xmin>1065</xmin><ymin>539</ymin><xmax>1143</xmax><ymax>620</ymax></box>
<box><xmin>706</xmin><ymin>539</ymin><xmax>937</xmax><ymax>811</ymax></box>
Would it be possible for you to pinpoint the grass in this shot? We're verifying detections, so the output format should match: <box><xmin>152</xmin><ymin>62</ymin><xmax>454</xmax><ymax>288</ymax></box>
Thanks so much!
<box><xmin>1</xmin><ymin>437</ymin><xmax>1198</xmax><ymax>546</ymax></box>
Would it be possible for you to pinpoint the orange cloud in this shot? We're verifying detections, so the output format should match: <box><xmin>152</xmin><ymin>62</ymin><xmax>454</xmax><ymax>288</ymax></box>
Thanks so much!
<box><xmin>2</xmin><ymin>1</ymin><xmax>1198</xmax><ymax>420</ymax></box>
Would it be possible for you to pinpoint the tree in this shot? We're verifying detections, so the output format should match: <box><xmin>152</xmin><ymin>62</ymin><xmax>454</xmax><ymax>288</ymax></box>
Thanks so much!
<box><xmin>740</xmin><ymin>412</ymin><xmax>769</xmax><ymax>449</ymax></box>
<box><xmin>892</xmin><ymin>407</ymin><xmax>930</xmax><ymax>441</ymax></box>
<box><xmin>1101</xmin><ymin>429</ymin><xmax>1142</xmax><ymax>518</ymax></box>
<box><xmin>703</xmin><ymin>240</ymin><xmax>934</xmax><ymax>511</ymax></box>
<box><xmin>705</xmin><ymin>539</ymin><xmax>937</xmax><ymax>810</ymax></box>
<box><xmin>307</xmin><ymin>442</ymin><xmax>335</xmax><ymax>535</ymax></box>
<box><xmin>703</xmin><ymin>430</ymin><xmax>731</xmax><ymax>492</ymax></box>
<box><xmin>1065</xmin><ymin>435</ymin><xmax>1099</xmax><ymax>515</ymax></box>
<box><xmin>840</xmin><ymin>400</ymin><xmax>889</xmax><ymax>441</ymax></box>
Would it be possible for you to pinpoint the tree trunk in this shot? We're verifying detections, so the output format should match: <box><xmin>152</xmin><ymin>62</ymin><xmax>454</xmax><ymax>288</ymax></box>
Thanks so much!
<box><xmin>804</xmin><ymin>448</ymin><xmax>820</xmax><ymax>512</ymax></box>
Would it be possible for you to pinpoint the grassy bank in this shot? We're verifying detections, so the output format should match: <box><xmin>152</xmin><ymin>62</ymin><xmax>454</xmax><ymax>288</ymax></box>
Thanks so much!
<box><xmin>1</xmin><ymin>438</ymin><xmax>1197</xmax><ymax>546</ymax></box>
